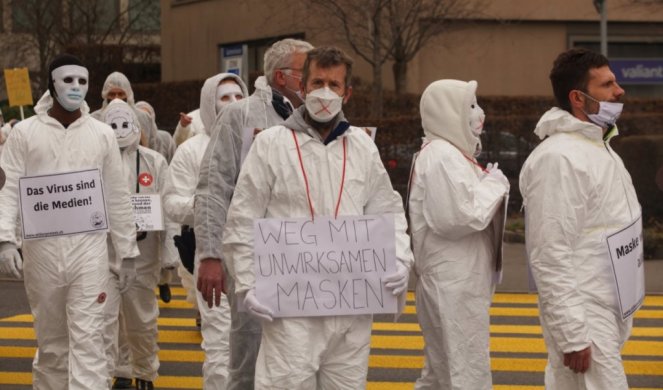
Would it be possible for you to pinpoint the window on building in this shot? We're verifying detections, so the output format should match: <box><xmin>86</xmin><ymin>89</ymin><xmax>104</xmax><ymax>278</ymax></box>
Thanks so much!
<box><xmin>69</xmin><ymin>0</ymin><xmax>120</xmax><ymax>33</ymax></box>
<box><xmin>128</xmin><ymin>0</ymin><xmax>160</xmax><ymax>32</ymax></box>
<box><xmin>11</xmin><ymin>0</ymin><xmax>62</xmax><ymax>33</ymax></box>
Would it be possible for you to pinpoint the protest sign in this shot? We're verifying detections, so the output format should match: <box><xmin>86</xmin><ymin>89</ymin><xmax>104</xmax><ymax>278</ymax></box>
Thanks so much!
<box><xmin>19</xmin><ymin>169</ymin><xmax>108</xmax><ymax>239</ymax></box>
<box><xmin>607</xmin><ymin>215</ymin><xmax>645</xmax><ymax>320</ymax></box>
<box><xmin>254</xmin><ymin>214</ymin><xmax>398</xmax><ymax>317</ymax></box>
<box><xmin>130</xmin><ymin>194</ymin><xmax>164</xmax><ymax>231</ymax></box>
<box><xmin>4</xmin><ymin>68</ymin><xmax>33</xmax><ymax>108</ymax></box>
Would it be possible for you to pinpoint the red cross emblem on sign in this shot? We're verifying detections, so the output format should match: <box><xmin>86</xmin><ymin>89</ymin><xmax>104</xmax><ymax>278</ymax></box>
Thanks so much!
<box><xmin>138</xmin><ymin>172</ymin><xmax>153</xmax><ymax>186</ymax></box>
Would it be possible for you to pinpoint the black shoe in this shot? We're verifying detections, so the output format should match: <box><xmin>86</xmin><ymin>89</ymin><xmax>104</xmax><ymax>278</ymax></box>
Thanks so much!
<box><xmin>135</xmin><ymin>379</ymin><xmax>154</xmax><ymax>390</ymax></box>
<box><xmin>112</xmin><ymin>377</ymin><xmax>133</xmax><ymax>389</ymax></box>
<box><xmin>195</xmin><ymin>311</ymin><xmax>201</xmax><ymax>329</ymax></box>
<box><xmin>158</xmin><ymin>284</ymin><xmax>171</xmax><ymax>303</ymax></box>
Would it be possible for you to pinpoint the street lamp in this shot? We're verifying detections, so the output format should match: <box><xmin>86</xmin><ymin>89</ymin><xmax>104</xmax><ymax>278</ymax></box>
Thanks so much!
<box><xmin>593</xmin><ymin>0</ymin><xmax>608</xmax><ymax>56</ymax></box>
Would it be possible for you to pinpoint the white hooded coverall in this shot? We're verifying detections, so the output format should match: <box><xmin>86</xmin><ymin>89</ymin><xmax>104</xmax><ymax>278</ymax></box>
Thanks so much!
<box><xmin>520</xmin><ymin>107</ymin><xmax>640</xmax><ymax>389</ymax></box>
<box><xmin>163</xmin><ymin>72</ymin><xmax>248</xmax><ymax>389</ymax></box>
<box><xmin>194</xmin><ymin>75</ymin><xmax>291</xmax><ymax>390</ymax></box>
<box><xmin>101</xmin><ymin>99</ymin><xmax>179</xmax><ymax>384</ymax></box>
<box><xmin>0</xmin><ymin>92</ymin><xmax>139</xmax><ymax>389</ymax></box>
<box><xmin>222</xmin><ymin>106</ymin><xmax>414</xmax><ymax>389</ymax></box>
<box><xmin>409</xmin><ymin>80</ymin><xmax>509</xmax><ymax>390</ymax></box>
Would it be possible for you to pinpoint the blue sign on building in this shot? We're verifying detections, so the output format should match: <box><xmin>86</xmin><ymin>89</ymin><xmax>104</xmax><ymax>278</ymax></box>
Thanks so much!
<box><xmin>611</xmin><ymin>59</ymin><xmax>663</xmax><ymax>84</ymax></box>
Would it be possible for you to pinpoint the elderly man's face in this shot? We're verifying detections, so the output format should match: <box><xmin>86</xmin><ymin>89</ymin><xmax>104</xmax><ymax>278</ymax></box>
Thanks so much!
<box><xmin>107</xmin><ymin>87</ymin><xmax>128</xmax><ymax>102</ymax></box>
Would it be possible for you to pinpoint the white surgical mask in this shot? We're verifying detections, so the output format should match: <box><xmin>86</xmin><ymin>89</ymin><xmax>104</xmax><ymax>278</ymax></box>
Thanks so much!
<box><xmin>305</xmin><ymin>87</ymin><xmax>343</xmax><ymax>123</ymax></box>
<box><xmin>52</xmin><ymin>65</ymin><xmax>89</xmax><ymax>112</ymax></box>
<box><xmin>580</xmin><ymin>91</ymin><xmax>623</xmax><ymax>129</ymax></box>
<box><xmin>104</xmin><ymin>100</ymin><xmax>140</xmax><ymax>148</ymax></box>
<box><xmin>215</xmin><ymin>83</ymin><xmax>243</xmax><ymax>113</ymax></box>
<box><xmin>469</xmin><ymin>95</ymin><xmax>485</xmax><ymax>137</ymax></box>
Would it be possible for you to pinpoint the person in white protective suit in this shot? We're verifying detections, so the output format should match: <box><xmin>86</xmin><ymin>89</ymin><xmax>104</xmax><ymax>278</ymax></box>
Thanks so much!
<box><xmin>194</xmin><ymin>38</ymin><xmax>313</xmax><ymax>390</ymax></box>
<box><xmin>173</xmin><ymin>109</ymin><xmax>204</xmax><ymax>146</ymax></box>
<box><xmin>136</xmin><ymin>101</ymin><xmax>177</xmax><ymax>163</ymax></box>
<box><xmin>520</xmin><ymin>48</ymin><xmax>640</xmax><ymax>389</ymax></box>
<box><xmin>99</xmin><ymin>99</ymin><xmax>179</xmax><ymax>390</ymax></box>
<box><xmin>408</xmin><ymin>79</ymin><xmax>510</xmax><ymax>390</ymax></box>
<box><xmin>163</xmin><ymin>72</ymin><xmax>247</xmax><ymax>389</ymax></box>
<box><xmin>221</xmin><ymin>46</ymin><xmax>413</xmax><ymax>389</ymax></box>
<box><xmin>92</xmin><ymin>72</ymin><xmax>160</xmax><ymax>154</ymax></box>
<box><xmin>0</xmin><ymin>54</ymin><xmax>139</xmax><ymax>389</ymax></box>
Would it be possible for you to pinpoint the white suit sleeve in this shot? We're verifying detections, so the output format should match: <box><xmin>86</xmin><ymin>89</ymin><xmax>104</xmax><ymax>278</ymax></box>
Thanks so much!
<box><xmin>0</xmin><ymin>126</ymin><xmax>25</xmax><ymax>245</ymax></box>
<box><xmin>194</xmin><ymin>107</ymin><xmax>243</xmax><ymax>261</ymax></box>
<box><xmin>104</xmin><ymin>136</ymin><xmax>140</xmax><ymax>259</ymax></box>
<box><xmin>363</xmin><ymin>140</ymin><xmax>414</xmax><ymax>270</ymax></box>
<box><xmin>154</xmin><ymin>155</ymin><xmax>180</xmax><ymax>269</ymax></box>
<box><xmin>421</xmin><ymin>150</ymin><xmax>507</xmax><ymax>240</ymax></box>
<box><xmin>521</xmin><ymin>153</ymin><xmax>590</xmax><ymax>353</ymax></box>
<box><xmin>222</xmin><ymin>133</ymin><xmax>274</xmax><ymax>293</ymax></box>
<box><xmin>163</xmin><ymin>145</ymin><xmax>197</xmax><ymax>226</ymax></box>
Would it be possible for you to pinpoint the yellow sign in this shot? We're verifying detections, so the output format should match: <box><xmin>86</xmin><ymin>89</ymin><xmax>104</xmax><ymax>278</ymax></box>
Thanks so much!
<box><xmin>4</xmin><ymin>68</ymin><xmax>33</xmax><ymax>107</ymax></box>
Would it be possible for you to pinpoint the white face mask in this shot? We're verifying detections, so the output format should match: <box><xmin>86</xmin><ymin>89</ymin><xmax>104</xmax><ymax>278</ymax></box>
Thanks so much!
<box><xmin>580</xmin><ymin>91</ymin><xmax>623</xmax><ymax>129</ymax></box>
<box><xmin>215</xmin><ymin>83</ymin><xmax>244</xmax><ymax>114</ymax></box>
<box><xmin>305</xmin><ymin>87</ymin><xmax>343</xmax><ymax>123</ymax></box>
<box><xmin>469</xmin><ymin>95</ymin><xmax>485</xmax><ymax>137</ymax></box>
<box><xmin>104</xmin><ymin>102</ymin><xmax>140</xmax><ymax>148</ymax></box>
<box><xmin>52</xmin><ymin>65</ymin><xmax>89</xmax><ymax>112</ymax></box>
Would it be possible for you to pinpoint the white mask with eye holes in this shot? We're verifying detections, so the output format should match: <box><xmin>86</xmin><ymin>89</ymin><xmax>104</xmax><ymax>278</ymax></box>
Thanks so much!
<box><xmin>104</xmin><ymin>100</ymin><xmax>140</xmax><ymax>148</ymax></box>
<box><xmin>215</xmin><ymin>83</ymin><xmax>244</xmax><ymax>114</ymax></box>
<box><xmin>469</xmin><ymin>95</ymin><xmax>485</xmax><ymax>137</ymax></box>
<box><xmin>52</xmin><ymin>65</ymin><xmax>89</xmax><ymax>112</ymax></box>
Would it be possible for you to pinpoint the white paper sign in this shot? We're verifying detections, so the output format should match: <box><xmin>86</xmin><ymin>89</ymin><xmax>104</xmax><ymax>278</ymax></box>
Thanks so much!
<box><xmin>130</xmin><ymin>194</ymin><xmax>164</xmax><ymax>232</ymax></box>
<box><xmin>240</xmin><ymin>127</ymin><xmax>262</xmax><ymax>166</ymax></box>
<box><xmin>19</xmin><ymin>169</ymin><xmax>108</xmax><ymax>240</ymax></box>
<box><xmin>606</xmin><ymin>215</ymin><xmax>645</xmax><ymax>320</ymax></box>
<box><xmin>362</xmin><ymin>127</ymin><xmax>377</xmax><ymax>142</ymax></box>
<box><xmin>254</xmin><ymin>214</ymin><xmax>398</xmax><ymax>317</ymax></box>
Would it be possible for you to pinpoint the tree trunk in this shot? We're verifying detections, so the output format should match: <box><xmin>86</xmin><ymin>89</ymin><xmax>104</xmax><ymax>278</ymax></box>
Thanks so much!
<box><xmin>393</xmin><ymin>59</ymin><xmax>407</xmax><ymax>95</ymax></box>
<box><xmin>370</xmin><ymin>65</ymin><xmax>383</xmax><ymax>119</ymax></box>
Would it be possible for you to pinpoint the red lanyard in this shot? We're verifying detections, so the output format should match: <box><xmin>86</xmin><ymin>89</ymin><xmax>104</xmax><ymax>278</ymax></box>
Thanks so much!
<box><xmin>291</xmin><ymin>130</ymin><xmax>346</xmax><ymax>221</ymax></box>
<box><xmin>463</xmin><ymin>153</ymin><xmax>488</xmax><ymax>173</ymax></box>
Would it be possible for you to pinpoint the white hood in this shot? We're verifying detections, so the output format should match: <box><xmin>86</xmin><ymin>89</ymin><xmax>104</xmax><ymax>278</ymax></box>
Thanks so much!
<box><xmin>101</xmin><ymin>71</ymin><xmax>135</xmax><ymax>107</ymax></box>
<box><xmin>199</xmin><ymin>73</ymin><xmax>248</xmax><ymax>135</ymax></box>
<box><xmin>420</xmin><ymin>79</ymin><xmax>480</xmax><ymax>157</ymax></box>
<box><xmin>533</xmin><ymin>107</ymin><xmax>605</xmax><ymax>141</ymax></box>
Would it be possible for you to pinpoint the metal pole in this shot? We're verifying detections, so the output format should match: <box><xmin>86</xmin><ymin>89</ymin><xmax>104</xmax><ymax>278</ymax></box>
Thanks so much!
<box><xmin>19</xmin><ymin>106</ymin><xmax>24</xmax><ymax>121</ymax></box>
<box><xmin>600</xmin><ymin>0</ymin><xmax>608</xmax><ymax>56</ymax></box>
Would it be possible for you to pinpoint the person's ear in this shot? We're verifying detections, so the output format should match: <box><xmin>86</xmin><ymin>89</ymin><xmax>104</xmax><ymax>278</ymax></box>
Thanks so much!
<box><xmin>568</xmin><ymin>90</ymin><xmax>585</xmax><ymax>109</ymax></box>
<box><xmin>273</xmin><ymin>69</ymin><xmax>287</xmax><ymax>88</ymax></box>
<box><xmin>343</xmin><ymin>86</ymin><xmax>353</xmax><ymax>104</ymax></box>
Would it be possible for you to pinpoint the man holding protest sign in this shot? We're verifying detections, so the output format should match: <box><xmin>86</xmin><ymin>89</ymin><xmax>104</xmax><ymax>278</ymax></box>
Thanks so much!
<box><xmin>194</xmin><ymin>38</ymin><xmax>313</xmax><ymax>389</ymax></box>
<box><xmin>222</xmin><ymin>46</ymin><xmax>413</xmax><ymax>389</ymax></box>
<box><xmin>0</xmin><ymin>54</ymin><xmax>139</xmax><ymax>389</ymax></box>
<box><xmin>520</xmin><ymin>49</ymin><xmax>641</xmax><ymax>389</ymax></box>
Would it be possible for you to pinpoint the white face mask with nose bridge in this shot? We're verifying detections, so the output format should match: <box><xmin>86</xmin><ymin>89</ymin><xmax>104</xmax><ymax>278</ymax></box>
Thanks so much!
<box><xmin>579</xmin><ymin>91</ymin><xmax>623</xmax><ymax>129</ymax></box>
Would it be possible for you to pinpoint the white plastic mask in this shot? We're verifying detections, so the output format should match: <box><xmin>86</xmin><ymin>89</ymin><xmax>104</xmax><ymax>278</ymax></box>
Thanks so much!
<box><xmin>215</xmin><ymin>83</ymin><xmax>243</xmax><ymax>113</ymax></box>
<box><xmin>580</xmin><ymin>91</ymin><xmax>623</xmax><ymax>129</ymax></box>
<box><xmin>305</xmin><ymin>87</ymin><xmax>343</xmax><ymax>123</ymax></box>
<box><xmin>469</xmin><ymin>95</ymin><xmax>485</xmax><ymax>137</ymax></box>
<box><xmin>104</xmin><ymin>101</ymin><xmax>140</xmax><ymax>148</ymax></box>
<box><xmin>51</xmin><ymin>65</ymin><xmax>89</xmax><ymax>112</ymax></box>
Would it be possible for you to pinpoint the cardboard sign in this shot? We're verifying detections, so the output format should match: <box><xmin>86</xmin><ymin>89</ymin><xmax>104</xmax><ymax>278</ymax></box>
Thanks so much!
<box><xmin>254</xmin><ymin>214</ymin><xmax>398</xmax><ymax>317</ymax></box>
<box><xmin>4</xmin><ymin>68</ymin><xmax>33</xmax><ymax>107</ymax></box>
<box><xmin>19</xmin><ymin>169</ymin><xmax>108</xmax><ymax>239</ymax></box>
<box><xmin>606</xmin><ymin>215</ymin><xmax>645</xmax><ymax>320</ymax></box>
<box><xmin>130</xmin><ymin>194</ymin><xmax>164</xmax><ymax>231</ymax></box>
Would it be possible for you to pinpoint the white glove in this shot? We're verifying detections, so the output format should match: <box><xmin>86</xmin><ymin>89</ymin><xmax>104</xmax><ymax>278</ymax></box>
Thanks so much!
<box><xmin>118</xmin><ymin>258</ymin><xmax>137</xmax><ymax>294</ymax></box>
<box><xmin>0</xmin><ymin>242</ymin><xmax>22</xmax><ymax>279</ymax></box>
<box><xmin>243</xmin><ymin>288</ymin><xmax>273</xmax><ymax>322</ymax></box>
<box><xmin>484</xmin><ymin>162</ymin><xmax>510</xmax><ymax>189</ymax></box>
<box><xmin>384</xmin><ymin>261</ymin><xmax>409</xmax><ymax>296</ymax></box>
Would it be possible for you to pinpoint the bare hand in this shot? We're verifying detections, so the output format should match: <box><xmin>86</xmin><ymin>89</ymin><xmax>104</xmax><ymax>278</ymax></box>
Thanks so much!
<box><xmin>564</xmin><ymin>346</ymin><xmax>591</xmax><ymax>373</ymax></box>
<box><xmin>179</xmin><ymin>112</ymin><xmax>193</xmax><ymax>127</ymax></box>
<box><xmin>197</xmin><ymin>258</ymin><xmax>226</xmax><ymax>308</ymax></box>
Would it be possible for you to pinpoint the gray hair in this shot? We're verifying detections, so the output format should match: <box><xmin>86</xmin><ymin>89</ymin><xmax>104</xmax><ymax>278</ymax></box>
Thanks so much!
<box><xmin>263</xmin><ymin>38</ymin><xmax>314</xmax><ymax>84</ymax></box>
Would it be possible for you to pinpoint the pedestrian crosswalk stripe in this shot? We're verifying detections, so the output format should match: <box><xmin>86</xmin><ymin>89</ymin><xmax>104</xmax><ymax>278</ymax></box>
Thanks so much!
<box><xmin>2</xmin><ymin>291</ymin><xmax>662</xmax><ymax>388</ymax></box>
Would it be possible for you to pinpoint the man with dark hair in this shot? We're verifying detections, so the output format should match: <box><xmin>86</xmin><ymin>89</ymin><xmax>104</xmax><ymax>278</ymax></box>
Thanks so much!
<box><xmin>520</xmin><ymin>48</ymin><xmax>640</xmax><ymax>389</ymax></box>
<box><xmin>222</xmin><ymin>45</ymin><xmax>413</xmax><ymax>388</ymax></box>
<box><xmin>0</xmin><ymin>54</ymin><xmax>139</xmax><ymax>389</ymax></box>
